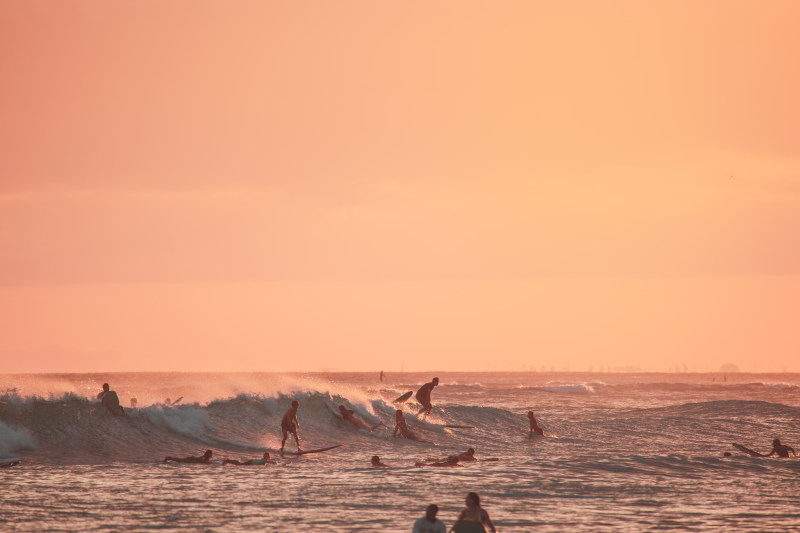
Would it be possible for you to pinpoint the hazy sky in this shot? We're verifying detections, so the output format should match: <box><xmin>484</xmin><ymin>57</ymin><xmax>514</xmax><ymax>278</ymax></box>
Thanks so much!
<box><xmin>2</xmin><ymin>1</ymin><xmax>799</xmax><ymax>372</ymax></box>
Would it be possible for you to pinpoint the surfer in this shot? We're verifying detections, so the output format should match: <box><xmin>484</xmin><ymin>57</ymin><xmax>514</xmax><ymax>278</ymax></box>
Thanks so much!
<box><xmin>164</xmin><ymin>449</ymin><xmax>213</xmax><ymax>464</ymax></box>
<box><xmin>394</xmin><ymin>410</ymin><xmax>427</xmax><ymax>442</ymax></box>
<box><xmin>280</xmin><ymin>400</ymin><xmax>302</xmax><ymax>455</ymax></box>
<box><xmin>413</xmin><ymin>504</ymin><xmax>447</xmax><ymax>533</ymax></box>
<box><xmin>527</xmin><ymin>410</ymin><xmax>544</xmax><ymax>437</ymax></box>
<box><xmin>97</xmin><ymin>383</ymin><xmax>125</xmax><ymax>416</ymax></box>
<box><xmin>223</xmin><ymin>452</ymin><xmax>272</xmax><ymax>466</ymax></box>
<box><xmin>415</xmin><ymin>377</ymin><xmax>439</xmax><ymax>417</ymax></box>
<box><xmin>371</xmin><ymin>455</ymin><xmax>389</xmax><ymax>468</ymax></box>
<box><xmin>452</xmin><ymin>492</ymin><xmax>496</xmax><ymax>533</ymax></box>
<box><xmin>457</xmin><ymin>448</ymin><xmax>477</xmax><ymax>462</ymax></box>
<box><xmin>415</xmin><ymin>455</ymin><xmax>460</xmax><ymax>467</ymax></box>
<box><xmin>767</xmin><ymin>438</ymin><xmax>797</xmax><ymax>458</ymax></box>
<box><xmin>380</xmin><ymin>370</ymin><xmax>385</xmax><ymax>382</ymax></box>
<box><xmin>338</xmin><ymin>405</ymin><xmax>384</xmax><ymax>432</ymax></box>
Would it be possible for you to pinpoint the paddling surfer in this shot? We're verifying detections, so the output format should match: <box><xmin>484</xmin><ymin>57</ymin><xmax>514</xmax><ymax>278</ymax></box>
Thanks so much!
<box><xmin>527</xmin><ymin>410</ymin><xmax>544</xmax><ymax>437</ymax></box>
<box><xmin>767</xmin><ymin>438</ymin><xmax>797</xmax><ymax>458</ymax></box>
<box><xmin>281</xmin><ymin>400</ymin><xmax>302</xmax><ymax>455</ymax></box>
<box><xmin>452</xmin><ymin>492</ymin><xmax>496</xmax><ymax>533</ymax></box>
<box><xmin>457</xmin><ymin>448</ymin><xmax>476</xmax><ymax>462</ymax></box>
<box><xmin>415</xmin><ymin>455</ymin><xmax>460</xmax><ymax>467</ymax></box>
<box><xmin>223</xmin><ymin>452</ymin><xmax>272</xmax><ymax>466</ymax></box>
<box><xmin>415</xmin><ymin>377</ymin><xmax>439</xmax><ymax>417</ymax></box>
<box><xmin>97</xmin><ymin>383</ymin><xmax>125</xmax><ymax>416</ymax></box>
<box><xmin>164</xmin><ymin>449</ymin><xmax>213</xmax><ymax>464</ymax></box>
<box><xmin>338</xmin><ymin>405</ymin><xmax>384</xmax><ymax>432</ymax></box>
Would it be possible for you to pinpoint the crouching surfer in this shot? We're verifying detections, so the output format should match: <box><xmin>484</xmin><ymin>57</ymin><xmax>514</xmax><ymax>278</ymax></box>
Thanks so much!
<box><xmin>164</xmin><ymin>449</ymin><xmax>213</xmax><ymax>464</ymax></box>
<box><xmin>223</xmin><ymin>452</ymin><xmax>272</xmax><ymax>466</ymax></box>
<box><xmin>97</xmin><ymin>383</ymin><xmax>125</xmax><ymax>416</ymax></box>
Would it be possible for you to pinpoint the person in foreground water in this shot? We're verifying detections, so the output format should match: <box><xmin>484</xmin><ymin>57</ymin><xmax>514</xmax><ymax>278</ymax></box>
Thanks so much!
<box><xmin>413</xmin><ymin>503</ymin><xmax>447</xmax><ymax>533</ymax></box>
<box><xmin>415</xmin><ymin>377</ymin><xmax>439</xmax><ymax>417</ymax></box>
<box><xmin>452</xmin><ymin>492</ymin><xmax>496</xmax><ymax>533</ymax></box>
<box><xmin>223</xmin><ymin>452</ymin><xmax>272</xmax><ymax>466</ymax></box>
<box><xmin>527</xmin><ymin>411</ymin><xmax>543</xmax><ymax>437</ymax></box>
<box><xmin>370</xmin><ymin>455</ymin><xmax>389</xmax><ymax>467</ymax></box>
<box><xmin>164</xmin><ymin>449</ymin><xmax>213</xmax><ymax>464</ymax></box>
<box><xmin>767</xmin><ymin>438</ymin><xmax>797</xmax><ymax>458</ymax></box>
<box><xmin>97</xmin><ymin>383</ymin><xmax>125</xmax><ymax>416</ymax></box>
<box><xmin>281</xmin><ymin>400</ymin><xmax>302</xmax><ymax>455</ymax></box>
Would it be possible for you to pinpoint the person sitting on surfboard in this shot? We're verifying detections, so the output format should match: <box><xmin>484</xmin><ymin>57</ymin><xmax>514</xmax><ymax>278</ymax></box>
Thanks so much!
<box><xmin>281</xmin><ymin>400</ymin><xmax>302</xmax><ymax>455</ymax></box>
<box><xmin>415</xmin><ymin>377</ymin><xmax>439</xmax><ymax>417</ymax></box>
<box><xmin>394</xmin><ymin>410</ymin><xmax>426</xmax><ymax>442</ymax></box>
<box><xmin>97</xmin><ymin>383</ymin><xmax>125</xmax><ymax>416</ymax></box>
<box><xmin>415</xmin><ymin>455</ymin><xmax>460</xmax><ymax>468</ymax></box>
<box><xmin>767</xmin><ymin>438</ymin><xmax>797</xmax><ymax>458</ymax></box>
<box><xmin>527</xmin><ymin>411</ymin><xmax>544</xmax><ymax>437</ymax></box>
<box><xmin>371</xmin><ymin>455</ymin><xmax>389</xmax><ymax>468</ymax></box>
<box><xmin>223</xmin><ymin>452</ymin><xmax>272</xmax><ymax>466</ymax></box>
<box><xmin>164</xmin><ymin>449</ymin><xmax>213</xmax><ymax>464</ymax></box>
<box><xmin>413</xmin><ymin>504</ymin><xmax>446</xmax><ymax>533</ymax></box>
<box><xmin>452</xmin><ymin>492</ymin><xmax>496</xmax><ymax>533</ymax></box>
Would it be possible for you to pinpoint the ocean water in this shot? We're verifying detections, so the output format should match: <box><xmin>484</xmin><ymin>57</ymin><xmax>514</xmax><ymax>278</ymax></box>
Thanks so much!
<box><xmin>1</xmin><ymin>372</ymin><xmax>799</xmax><ymax>532</ymax></box>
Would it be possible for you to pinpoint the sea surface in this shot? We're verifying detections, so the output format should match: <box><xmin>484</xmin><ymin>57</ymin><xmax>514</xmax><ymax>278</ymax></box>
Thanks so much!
<box><xmin>1</xmin><ymin>372</ymin><xmax>799</xmax><ymax>532</ymax></box>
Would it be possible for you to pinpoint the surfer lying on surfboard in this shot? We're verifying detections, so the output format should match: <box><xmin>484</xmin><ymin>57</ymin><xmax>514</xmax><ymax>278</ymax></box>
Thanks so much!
<box><xmin>223</xmin><ymin>452</ymin><xmax>272</xmax><ymax>466</ymax></box>
<box><xmin>394</xmin><ymin>410</ymin><xmax>430</xmax><ymax>443</ymax></box>
<box><xmin>371</xmin><ymin>455</ymin><xmax>389</xmax><ymax>468</ymax></box>
<box><xmin>338</xmin><ymin>405</ymin><xmax>384</xmax><ymax>432</ymax></box>
<box><xmin>164</xmin><ymin>449</ymin><xmax>213</xmax><ymax>464</ymax></box>
<box><xmin>415</xmin><ymin>455</ymin><xmax>460</xmax><ymax>467</ymax></box>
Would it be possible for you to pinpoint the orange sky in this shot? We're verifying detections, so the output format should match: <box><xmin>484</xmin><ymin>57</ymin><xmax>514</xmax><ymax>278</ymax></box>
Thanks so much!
<box><xmin>1</xmin><ymin>1</ymin><xmax>799</xmax><ymax>372</ymax></box>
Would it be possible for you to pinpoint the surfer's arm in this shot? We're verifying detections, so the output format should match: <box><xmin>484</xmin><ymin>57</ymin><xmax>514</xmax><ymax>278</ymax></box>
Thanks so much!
<box><xmin>766</xmin><ymin>448</ymin><xmax>777</xmax><ymax>457</ymax></box>
<box><xmin>482</xmin><ymin>510</ymin><xmax>497</xmax><ymax>532</ymax></box>
<box><xmin>293</xmin><ymin>415</ymin><xmax>299</xmax><ymax>429</ymax></box>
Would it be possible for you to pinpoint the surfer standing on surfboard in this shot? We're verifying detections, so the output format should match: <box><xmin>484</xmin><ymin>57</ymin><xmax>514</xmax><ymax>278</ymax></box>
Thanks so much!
<box><xmin>415</xmin><ymin>377</ymin><xmax>439</xmax><ymax>417</ymax></box>
<box><xmin>280</xmin><ymin>400</ymin><xmax>302</xmax><ymax>455</ymax></box>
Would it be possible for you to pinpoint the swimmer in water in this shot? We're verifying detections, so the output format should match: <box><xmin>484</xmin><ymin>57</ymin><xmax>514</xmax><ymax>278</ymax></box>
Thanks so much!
<box><xmin>371</xmin><ymin>455</ymin><xmax>389</xmax><ymax>468</ymax></box>
<box><xmin>767</xmin><ymin>438</ymin><xmax>797</xmax><ymax>458</ymax></box>
<box><xmin>527</xmin><ymin>410</ymin><xmax>544</xmax><ymax>437</ymax></box>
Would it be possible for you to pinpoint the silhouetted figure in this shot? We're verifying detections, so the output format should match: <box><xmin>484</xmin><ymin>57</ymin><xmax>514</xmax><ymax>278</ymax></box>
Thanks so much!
<box><xmin>413</xmin><ymin>504</ymin><xmax>446</xmax><ymax>533</ymax></box>
<box><xmin>281</xmin><ymin>400</ymin><xmax>301</xmax><ymax>455</ymax></box>
<box><xmin>416</xmin><ymin>377</ymin><xmax>439</xmax><ymax>417</ymax></box>
<box><xmin>371</xmin><ymin>455</ymin><xmax>389</xmax><ymax>467</ymax></box>
<box><xmin>380</xmin><ymin>370</ymin><xmax>385</xmax><ymax>382</ymax></box>
<box><xmin>415</xmin><ymin>455</ymin><xmax>460</xmax><ymax>467</ymax></box>
<box><xmin>130</xmin><ymin>398</ymin><xmax>138</xmax><ymax>408</ymax></box>
<box><xmin>338</xmin><ymin>405</ymin><xmax>384</xmax><ymax>431</ymax></box>
<box><xmin>453</xmin><ymin>492</ymin><xmax>496</xmax><ymax>533</ymax></box>
<box><xmin>97</xmin><ymin>383</ymin><xmax>125</xmax><ymax>416</ymax></box>
<box><xmin>394</xmin><ymin>410</ymin><xmax>429</xmax><ymax>443</ymax></box>
<box><xmin>528</xmin><ymin>410</ymin><xmax>544</xmax><ymax>437</ymax></box>
<box><xmin>767</xmin><ymin>438</ymin><xmax>797</xmax><ymax>458</ymax></box>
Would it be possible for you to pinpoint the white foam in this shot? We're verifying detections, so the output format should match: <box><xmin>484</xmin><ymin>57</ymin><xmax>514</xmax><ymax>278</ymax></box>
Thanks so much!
<box><xmin>536</xmin><ymin>383</ymin><xmax>597</xmax><ymax>394</ymax></box>
<box><xmin>0</xmin><ymin>420</ymin><xmax>36</xmax><ymax>460</ymax></box>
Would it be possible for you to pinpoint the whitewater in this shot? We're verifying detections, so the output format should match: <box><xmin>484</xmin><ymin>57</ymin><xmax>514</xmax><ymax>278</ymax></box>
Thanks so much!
<box><xmin>1</xmin><ymin>372</ymin><xmax>799</xmax><ymax>532</ymax></box>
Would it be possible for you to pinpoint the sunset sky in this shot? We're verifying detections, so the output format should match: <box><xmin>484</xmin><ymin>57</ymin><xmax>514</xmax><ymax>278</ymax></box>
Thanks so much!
<box><xmin>2</xmin><ymin>1</ymin><xmax>799</xmax><ymax>372</ymax></box>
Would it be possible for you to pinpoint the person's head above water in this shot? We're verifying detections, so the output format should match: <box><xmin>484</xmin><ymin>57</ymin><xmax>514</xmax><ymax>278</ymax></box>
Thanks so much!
<box><xmin>466</xmin><ymin>492</ymin><xmax>480</xmax><ymax>508</ymax></box>
<box><xmin>465</xmin><ymin>448</ymin><xmax>475</xmax><ymax>456</ymax></box>
<box><xmin>425</xmin><ymin>504</ymin><xmax>439</xmax><ymax>521</ymax></box>
<box><xmin>773</xmin><ymin>438</ymin><xmax>781</xmax><ymax>447</ymax></box>
<box><xmin>528</xmin><ymin>411</ymin><xmax>534</xmax><ymax>418</ymax></box>
<box><xmin>291</xmin><ymin>400</ymin><xmax>299</xmax><ymax>407</ymax></box>
<box><xmin>432</xmin><ymin>377</ymin><xmax>439</xmax><ymax>385</ymax></box>
<box><xmin>102</xmin><ymin>383</ymin><xmax>109</xmax><ymax>392</ymax></box>
<box><xmin>371</xmin><ymin>455</ymin><xmax>381</xmax><ymax>465</ymax></box>
<box><xmin>262</xmin><ymin>452</ymin><xmax>270</xmax><ymax>461</ymax></box>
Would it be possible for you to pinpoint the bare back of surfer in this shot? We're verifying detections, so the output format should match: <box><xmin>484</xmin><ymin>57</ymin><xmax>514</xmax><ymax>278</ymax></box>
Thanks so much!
<box><xmin>164</xmin><ymin>449</ymin><xmax>212</xmax><ymax>464</ymax></box>
<box><xmin>97</xmin><ymin>383</ymin><xmax>125</xmax><ymax>416</ymax></box>
<box><xmin>767</xmin><ymin>438</ymin><xmax>797</xmax><ymax>458</ymax></box>
<box><xmin>415</xmin><ymin>377</ymin><xmax>439</xmax><ymax>417</ymax></box>
<box><xmin>281</xmin><ymin>400</ymin><xmax>301</xmax><ymax>455</ymax></box>
<box><xmin>527</xmin><ymin>410</ymin><xmax>544</xmax><ymax>437</ymax></box>
<box><xmin>415</xmin><ymin>455</ymin><xmax>460</xmax><ymax>467</ymax></box>
<box><xmin>394</xmin><ymin>410</ymin><xmax>425</xmax><ymax>442</ymax></box>
<box><xmin>453</xmin><ymin>492</ymin><xmax>496</xmax><ymax>533</ymax></box>
<box><xmin>339</xmin><ymin>405</ymin><xmax>383</xmax><ymax>432</ymax></box>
